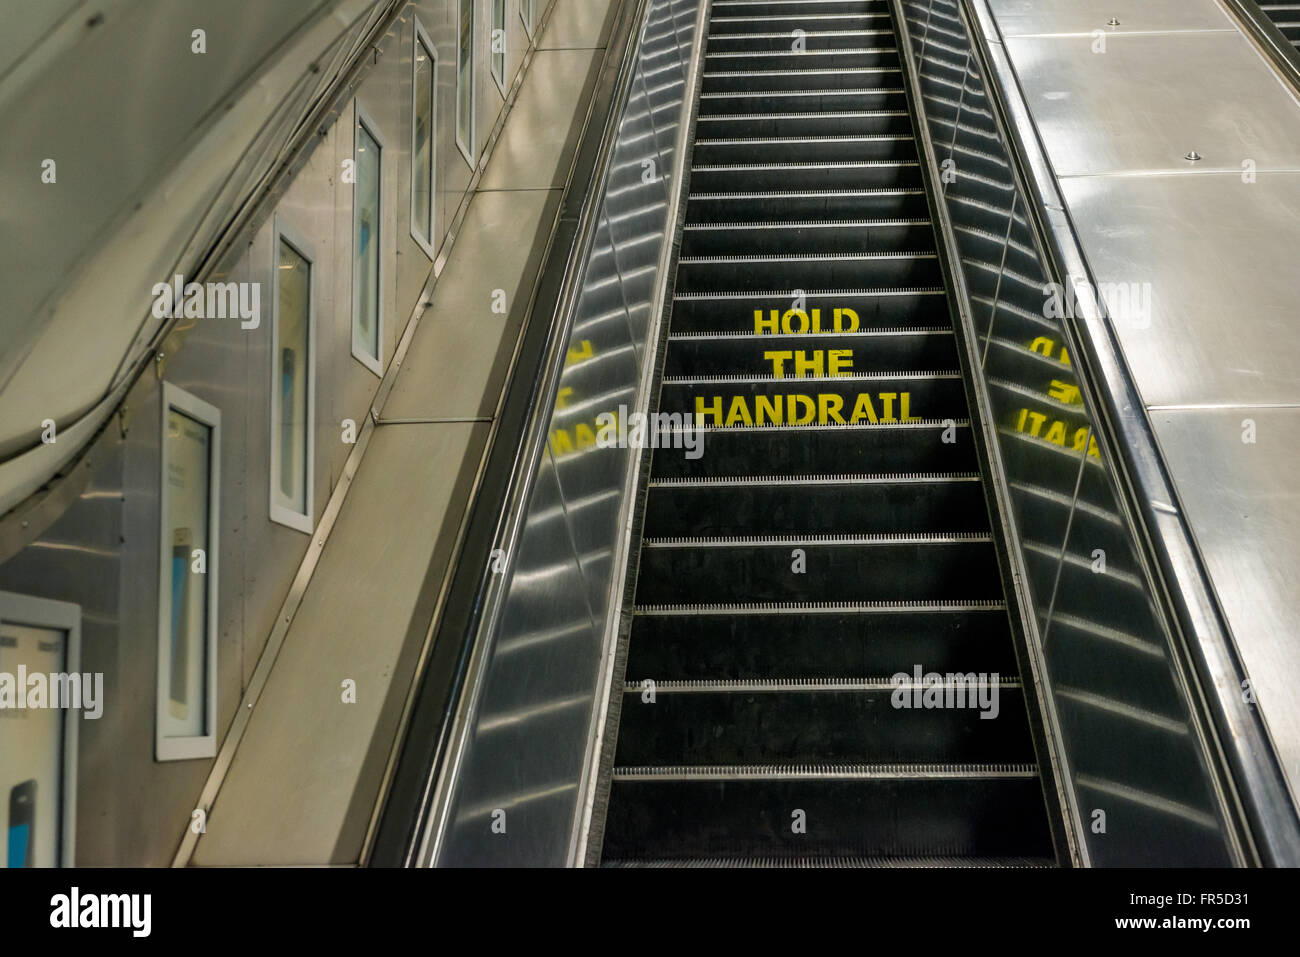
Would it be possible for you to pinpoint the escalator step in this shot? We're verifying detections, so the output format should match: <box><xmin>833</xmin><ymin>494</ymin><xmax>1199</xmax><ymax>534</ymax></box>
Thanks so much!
<box><xmin>627</xmin><ymin>600</ymin><xmax>1018</xmax><ymax>679</ymax></box>
<box><xmin>603</xmin><ymin>766</ymin><xmax>1052</xmax><ymax>858</ymax></box>
<box><xmin>603</xmin><ymin>856</ymin><xmax>1057</xmax><ymax>868</ymax></box>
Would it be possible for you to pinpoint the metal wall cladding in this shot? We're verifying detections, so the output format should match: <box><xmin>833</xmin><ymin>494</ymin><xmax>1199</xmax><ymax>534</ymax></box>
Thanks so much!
<box><xmin>436</xmin><ymin>0</ymin><xmax>698</xmax><ymax>866</ymax></box>
<box><xmin>0</xmin><ymin>0</ymin><xmax>536</xmax><ymax>864</ymax></box>
<box><xmin>900</xmin><ymin>0</ymin><xmax>1237</xmax><ymax>864</ymax></box>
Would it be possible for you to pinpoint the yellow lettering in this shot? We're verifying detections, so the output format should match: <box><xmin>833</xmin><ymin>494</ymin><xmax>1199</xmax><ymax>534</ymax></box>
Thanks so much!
<box><xmin>1048</xmin><ymin>379</ymin><xmax>1080</xmax><ymax>404</ymax></box>
<box><xmin>782</xmin><ymin>309</ymin><xmax>810</xmax><ymax>334</ymax></box>
<box><xmin>725</xmin><ymin>395</ymin><xmax>754</xmax><ymax>427</ymax></box>
<box><xmin>850</xmin><ymin>393</ymin><xmax>878</xmax><ymax>424</ymax></box>
<box><xmin>834</xmin><ymin>307</ymin><xmax>859</xmax><ymax>332</ymax></box>
<box><xmin>794</xmin><ymin>350</ymin><xmax>823</xmax><ymax>377</ymax></box>
<box><xmin>818</xmin><ymin>393</ymin><xmax>845</xmax><ymax>424</ymax></box>
<box><xmin>879</xmin><ymin>392</ymin><xmax>897</xmax><ymax>422</ymax></box>
<box><xmin>555</xmin><ymin>386</ymin><xmax>574</xmax><ymax>410</ymax></box>
<box><xmin>1030</xmin><ymin>336</ymin><xmax>1055</xmax><ymax>357</ymax></box>
<box><xmin>550</xmin><ymin>428</ymin><xmax>573</xmax><ymax>454</ymax></box>
<box><xmin>695</xmin><ymin>395</ymin><xmax>723</xmax><ymax>426</ymax></box>
<box><xmin>765</xmin><ymin>350</ymin><xmax>793</xmax><ymax>377</ymax></box>
<box><xmin>756</xmin><ymin>395</ymin><xmax>783</xmax><ymax>425</ymax></box>
<box><xmin>565</xmin><ymin>340</ymin><xmax>594</xmax><ymax>366</ymax></box>
<box><xmin>900</xmin><ymin>392</ymin><xmax>920</xmax><ymax>423</ymax></box>
<box><xmin>1045</xmin><ymin>421</ymin><xmax>1067</xmax><ymax>446</ymax></box>
<box><xmin>755</xmin><ymin>309</ymin><xmax>779</xmax><ymax>335</ymax></box>
<box><xmin>790</xmin><ymin>394</ymin><xmax>816</xmax><ymax>425</ymax></box>
<box><xmin>574</xmin><ymin>423</ymin><xmax>597</xmax><ymax>450</ymax></box>
<box><xmin>828</xmin><ymin>350</ymin><xmax>852</xmax><ymax>376</ymax></box>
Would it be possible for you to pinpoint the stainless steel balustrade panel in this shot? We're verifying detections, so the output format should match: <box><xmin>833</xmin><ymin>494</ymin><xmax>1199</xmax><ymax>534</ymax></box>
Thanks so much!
<box><xmin>899</xmin><ymin>0</ymin><xmax>1239</xmax><ymax>864</ymax></box>
<box><xmin>1151</xmin><ymin>407</ymin><xmax>1300</xmax><ymax>818</ymax></box>
<box><xmin>1060</xmin><ymin>173</ymin><xmax>1300</xmax><ymax>408</ymax></box>
<box><xmin>1004</xmin><ymin>31</ymin><xmax>1300</xmax><ymax>177</ymax></box>
<box><xmin>431</xmin><ymin>0</ymin><xmax>699</xmax><ymax>866</ymax></box>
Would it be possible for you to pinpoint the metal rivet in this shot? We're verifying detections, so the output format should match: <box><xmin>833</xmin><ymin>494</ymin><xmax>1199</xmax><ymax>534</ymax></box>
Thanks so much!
<box><xmin>1185</xmin><ymin>150</ymin><xmax>1202</xmax><ymax>161</ymax></box>
<box><xmin>1107</xmin><ymin>17</ymin><xmax>1120</xmax><ymax>26</ymax></box>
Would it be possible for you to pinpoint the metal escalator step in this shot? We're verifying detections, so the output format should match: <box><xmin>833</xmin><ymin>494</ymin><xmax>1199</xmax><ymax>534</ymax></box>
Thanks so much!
<box><xmin>601</xmin><ymin>770</ymin><xmax>1051</xmax><ymax>858</ymax></box>
<box><xmin>710</xmin><ymin>14</ymin><xmax>892</xmax><ymax>32</ymax></box>
<box><xmin>705</xmin><ymin>48</ymin><xmax>899</xmax><ymax>73</ymax></box>
<box><xmin>674</xmin><ymin>250</ymin><xmax>941</xmax><ymax>290</ymax></box>
<box><xmin>701</xmin><ymin>66</ymin><xmax>902</xmax><ymax>94</ymax></box>
<box><xmin>695</xmin><ymin>106</ymin><xmax>910</xmax><ymax>135</ymax></box>
<box><xmin>614</xmin><ymin>681</ymin><xmax>1031</xmax><ymax>765</ymax></box>
<box><xmin>627</xmin><ymin>599</ymin><xmax>1018</xmax><ymax>678</ymax></box>
<box><xmin>647</xmin><ymin>420</ymin><xmax>978</xmax><ymax>477</ymax></box>
<box><xmin>602</xmin><ymin>856</ymin><xmax>1057</xmax><ymax>868</ymax></box>
<box><xmin>689</xmin><ymin>159</ymin><xmax>922</xmax><ymax>191</ymax></box>
<box><xmin>662</xmin><ymin>328</ymin><xmax>956</xmax><ymax>374</ymax></box>
<box><xmin>698</xmin><ymin>87</ymin><xmax>908</xmax><ymax>114</ymax></box>
<box><xmin>712</xmin><ymin>0</ymin><xmax>890</xmax><ymax>14</ymax></box>
<box><xmin>634</xmin><ymin>532</ymin><xmax>1003</xmax><ymax>603</ymax></box>
<box><xmin>669</xmin><ymin>288</ymin><xmax>949</xmax><ymax>331</ymax></box>
<box><xmin>685</xmin><ymin>188</ymin><xmax>930</xmax><ymax>222</ymax></box>
<box><xmin>692</xmin><ymin>133</ymin><xmax>915</xmax><ymax>163</ymax></box>
<box><xmin>707</xmin><ymin>30</ymin><xmax>895</xmax><ymax>53</ymax></box>
<box><xmin>643</xmin><ymin>471</ymin><xmax>988</xmax><ymax>536</ymax></box>
<box><xmin>657</xmin><ymin>370</ymin><xmax>965</xmax><ymax>425</ymax></box>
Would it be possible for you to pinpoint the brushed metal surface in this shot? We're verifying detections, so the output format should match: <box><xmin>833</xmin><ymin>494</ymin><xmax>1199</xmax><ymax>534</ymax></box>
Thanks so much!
<box><xmin>1152</xmin><ymin>406</ymin><xmax>1300</xmax><ymax>805</ymax></box>
<box><xmin>1006</xmin><ymin>30</ymin><xmax>1300</xmax><ymax>176</ymax></box>
<box><xmin>989</xmin><ymin>0</ymin><xmax>1233</xmax><ymax>37</ymax></box>
<box><xmin>1062</xmin><ymin>172</ymin><xmax>1300</xmax><ymax>408</ymax></box>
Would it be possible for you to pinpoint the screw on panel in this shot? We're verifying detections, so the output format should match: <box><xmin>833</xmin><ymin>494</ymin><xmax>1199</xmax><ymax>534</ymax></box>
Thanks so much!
<box><xmin>1107</xmin><ymin>18</ymin><xmax>1120</xmax><ymax>26</ymax></box>
<box><xmin>1185</xmin><ymin>150</ymin><xmax>1202</xmax><ymax>161</ymax></box>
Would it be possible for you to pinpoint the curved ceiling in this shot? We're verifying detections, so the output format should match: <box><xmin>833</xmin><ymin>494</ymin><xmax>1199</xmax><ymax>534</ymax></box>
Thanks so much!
<box><xmin>0</xmin><ymin>0</ymin><xmax>389</xmax><ymax>516</ymax></box>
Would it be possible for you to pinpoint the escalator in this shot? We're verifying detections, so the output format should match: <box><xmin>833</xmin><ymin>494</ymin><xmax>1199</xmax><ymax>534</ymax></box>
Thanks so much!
<box><xmin>1258</xmin><ymin>2</ymin><xmax>1300</xmax><ymax>48</ymax></box>
<box><xmin>598</xmin><ymin>0</ymin><xmax>1056</xmax><ymax>866</ymax></box>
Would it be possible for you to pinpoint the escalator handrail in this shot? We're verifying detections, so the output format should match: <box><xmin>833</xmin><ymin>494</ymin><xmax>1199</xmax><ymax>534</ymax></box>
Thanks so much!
<box><xmin>950</xmin><ymin>0</ymin><xmax>1300</xmax><ymax>866</ymax></box>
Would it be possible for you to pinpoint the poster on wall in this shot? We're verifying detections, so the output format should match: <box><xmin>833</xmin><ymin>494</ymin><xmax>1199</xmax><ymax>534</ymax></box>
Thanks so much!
<box><xmin>0</xmin><ymin>621</ymin><xmax>68</xmax><ymax>868</ymax></box>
